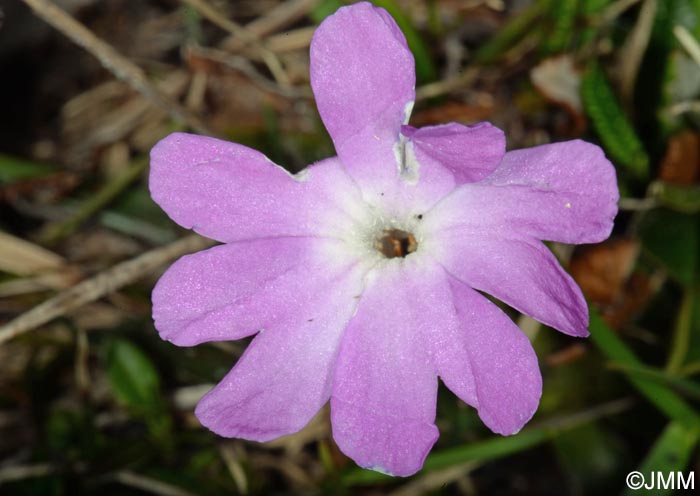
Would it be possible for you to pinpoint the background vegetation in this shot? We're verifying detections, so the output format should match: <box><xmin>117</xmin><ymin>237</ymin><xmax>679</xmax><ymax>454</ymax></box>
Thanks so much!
<box><xmin>1</xmin><ymin>0</ymin><xmax>699</xmax><ymax>494</ymax></box>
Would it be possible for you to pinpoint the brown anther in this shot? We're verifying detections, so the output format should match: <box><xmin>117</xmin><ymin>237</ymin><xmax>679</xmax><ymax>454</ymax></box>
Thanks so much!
<box><xmin>375</xmin><ymin>229</ymin><xmax>418</xmax><ymax>258</ymax></box>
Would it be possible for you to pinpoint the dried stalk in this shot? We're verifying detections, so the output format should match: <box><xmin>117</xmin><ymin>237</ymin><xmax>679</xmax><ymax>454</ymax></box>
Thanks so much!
<box><xmin>187</xmin><ymin>45</ymin><xmax>311</xmax><ymax>98</ymax></box>
<box><xmin>182</xmin><ymin>0</ymin><xmax>291</xmax><ymax>86</ymax></box>
<box><xmin>113</xmin><ymin>470</ymin><xmax>198</xmax><ymax>496</ymax></box>
<box><xmin>0</xmin><ymin>235</ymin><xmax>215</xmax><ymax>345</ymax></box>
<box><xmin>21</xmin><ymin>0</ymin><xmax>213</xmax><ymax>136</ymax></box>
<box><xmin>220</xmin><ymin>0</ymin><xmax>321</xmax><ymax>52</ymax></box>
<box><xmin>618</xmin><ymin>0</ymin><xmax>657</xmax><ymax>104</ymax></box>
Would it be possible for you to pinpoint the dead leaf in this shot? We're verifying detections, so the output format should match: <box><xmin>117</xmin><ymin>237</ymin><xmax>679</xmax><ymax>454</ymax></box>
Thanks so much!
<box><xmin>530</xmin><ymin>55</ymin><xmax>585</xmax><ymax>130</ymax></box>
<box><xmin>570</xmin><ymin>238</ymin><xmax>639</xmax><ymax>305</ymax></box>
<box><xmin>659</xmin><ymin>130</ymin><xmax>700</xmax><ymax>185</ymax></box>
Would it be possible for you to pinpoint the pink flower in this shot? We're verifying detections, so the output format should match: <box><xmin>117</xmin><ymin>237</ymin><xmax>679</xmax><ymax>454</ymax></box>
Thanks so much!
<box><xmin>149</xmin><ymin>2</ymin><xmax>618</xmax><ymax>476</ymax></box>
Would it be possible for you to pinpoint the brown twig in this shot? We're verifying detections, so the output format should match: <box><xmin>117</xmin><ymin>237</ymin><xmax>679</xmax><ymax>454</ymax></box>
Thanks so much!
<box><xmin>21</xmin><ymin>0</ymin><xmax>213</xmax><ymax>136</ymax></box>
<box><xmin>0</xmin><ymin>235</ymin><xmax>215</xmax><ymax>345</ymax></box>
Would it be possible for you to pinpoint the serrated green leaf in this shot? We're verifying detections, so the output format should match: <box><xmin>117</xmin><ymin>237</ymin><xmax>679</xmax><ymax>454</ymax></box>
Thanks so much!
<box><xmin>582</xmin><ymin>63</ymin><xmax>650</xmax><ymax>179</ymax></box>
<box><xmin>541</xmin><ymin>0</ymin><xmax>579</xmax><ymax>55</ymax></box>
<box><xmin>475</xmin><ymin>0</ymin><xmax>550</xmax><ymax>64</ymax></box>
<box><xmin>578</xmin><ymin>0</ymin><xmax>613</xmax><ymax>46</ymax></box>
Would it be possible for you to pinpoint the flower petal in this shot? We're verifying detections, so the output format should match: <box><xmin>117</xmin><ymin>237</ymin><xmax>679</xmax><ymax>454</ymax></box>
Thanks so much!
<box><xmin>401</xmin><ymin>122</ymin><xmax>506</xmax><ymax>184</ymax></box>
<box><xmin>194</xmin><ymin>248</ymin><xmax>367</xmax><ymax>441</ymax></box>
<box><xmin>412</xmin><ymin>263</ymin><xmax>541</xmax><ymax>434</ymax></box>
<box><xmin>331</xmin><ymin>260</ymin><xmax>440</xmax><ymax>477</ymax></box>
<box><xmin>309</xmin><ymin>3</ymin><xmax>417</xmax><ymax>210</ymax></box>
<box><xmin>149</xmin><ymin>132</ymin><xmax>366</xmax><ymax>242</ymax></box>
<box><xmin>425</xmin><ymin>232</ymin><xmax>589</xmax><ymax>337</ymax></box>
<box><xmin>152</xmin><ymin>238</ymin><xmax>358</xmax><ymax>346</ymax></box>
<box><xmin>443</xmin><ymin>276</ymin><xmax>542</xmax><ymax>435</ymax></box>
<box><xmin>425</xmin><ymin>140</ymin><xmax>618</xmax><ymax>244</ymax></box>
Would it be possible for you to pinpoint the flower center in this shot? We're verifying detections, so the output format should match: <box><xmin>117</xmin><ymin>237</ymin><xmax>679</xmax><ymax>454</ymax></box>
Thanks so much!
<box><xmin>375</xmin><ymin>229</ymin><xmax>417</xmax><ymax>258</ymax></box>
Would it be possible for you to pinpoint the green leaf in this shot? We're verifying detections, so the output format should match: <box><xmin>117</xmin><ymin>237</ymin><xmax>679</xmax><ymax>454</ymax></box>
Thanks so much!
<box><xmin>579</xmin><ymin>0</ymin><xmax>612</xmax><ymax>14</ymax></box>
<box><xmin>589</xmin><ymin>310</ymin><xmax>700</xmax><ymax>429</ymax></box>
<box><xmin>667</xmin><ymin>288</ymin><xmax>696</xmax><ymax>373</ymax></box>
<box><xmin>541</xmin><ymin>0</ymin><xmax>579</xmax><ymax>55</ymax></box>
<box><xmin>637</xmin><ymin>207</ymin><xmax>699</xmax><ymax>285</ymax></box>
<box><xmin>39</xmin><ymin>157</ymin><xmax>148</xmax><ymax>245</ymax></box>
<box><xmin>581</xmin><ymin>63</ymin><xmax>650</xmax><ymax>180</ymax></box>
<box><xmin>106</xmin><ymin>339</ymin><xmax>162</xmax><ymax>414</ymax></box>
<box><xmin>578</xmin><ymin>0</ymin><xmax>613</xmax><ymax>46</ymax></box>
<box><xmin>621</xmin><ymin>421</ymin><xmax>700</xmax><ymax>496</ymax></box>
<box><xmin>475</xmin><ymin>0</ymin><xmax>550</xmax><ymax>64</ymax></box>
<box><xmin>0</xmin><ymin>154</ymin><xmax>56</xmax><ymax>183</ymax></box>
<box><xmin>608</xmin><ymin>362</ymin><xmax>700</xmax><ymax>400</ymax></box>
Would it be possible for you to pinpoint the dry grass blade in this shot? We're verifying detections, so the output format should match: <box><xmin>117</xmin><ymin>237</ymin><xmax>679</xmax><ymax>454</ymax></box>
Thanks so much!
<box><xmin>0</xmin><ymin>464</ymin><xmax>55</xmax><ymax>483</ymax></box>
<box><xmin>619</xmin><ymin>0</ymin><xmax>657</xmax><ymax>104</ymax></box>
<box><xmin>219</xmin><ymin>443</ymin><xmax>249</xmax><ymax>495</ymax></box>
<box><xmin>674</xmin><ymin>25</ymin><xmax>700</xmax><ymax>68</ymax></box>
<box><xmin>266</xmin><ymin>27</ymin><xmax>315</xmax><ymax>53</ymax></box>
<box><xmin>0</xmin><ymin>231</ymin><xmax>65</xmax><ymax>275</ymax></box>
<box><xmin>221</xmin><ymin>0</ymin><xmax>321</xmax><ymax>52</ymax></box>
<box><xmin>0</xmin><ymin>235</ymin><xmax>215</xmax><ymax>345</ymax></box>
<box><xmin>21</xmin><ymin>0</ymin><xmax>213</xmax><ymax>136</ymax></box>
<box><xmin>113</xmin><ymin>470</ymin><xmax>198</xmax><ymax>496</ymax></box>
<box><xmin>182</xmin><ymin>0</ymin><xmax>291</xmax><ymax>86</ymax></box>
<box><xmin>0</xmin><ymin>273</ymin><xmax>80</xmax><ymax>297</ymax></box>
<box><xmin>390</xmin><ymin>463</ymin><xmax>478</xmax><ymax>496</ymax></box>
<box><xmin>187</xmin><ymin>45</ymin><xmax>311</xmax><ymax>98</ymax></box>
<box><xmin>416</xmin><ymin>68</ymin><xmax>479</xmax><ymax>100</ymax></box>
<box><xmin>602</xmin><ymin>0</ymin><xmax>643</xmax><ymax>24</ymax></box>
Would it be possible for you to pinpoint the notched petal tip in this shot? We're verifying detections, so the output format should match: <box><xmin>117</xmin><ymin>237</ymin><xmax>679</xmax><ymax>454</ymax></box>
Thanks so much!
<box><xmin>309</xmin><ymin>0</ymin><xmax>415</xmax><ymax>166</ymax></box>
